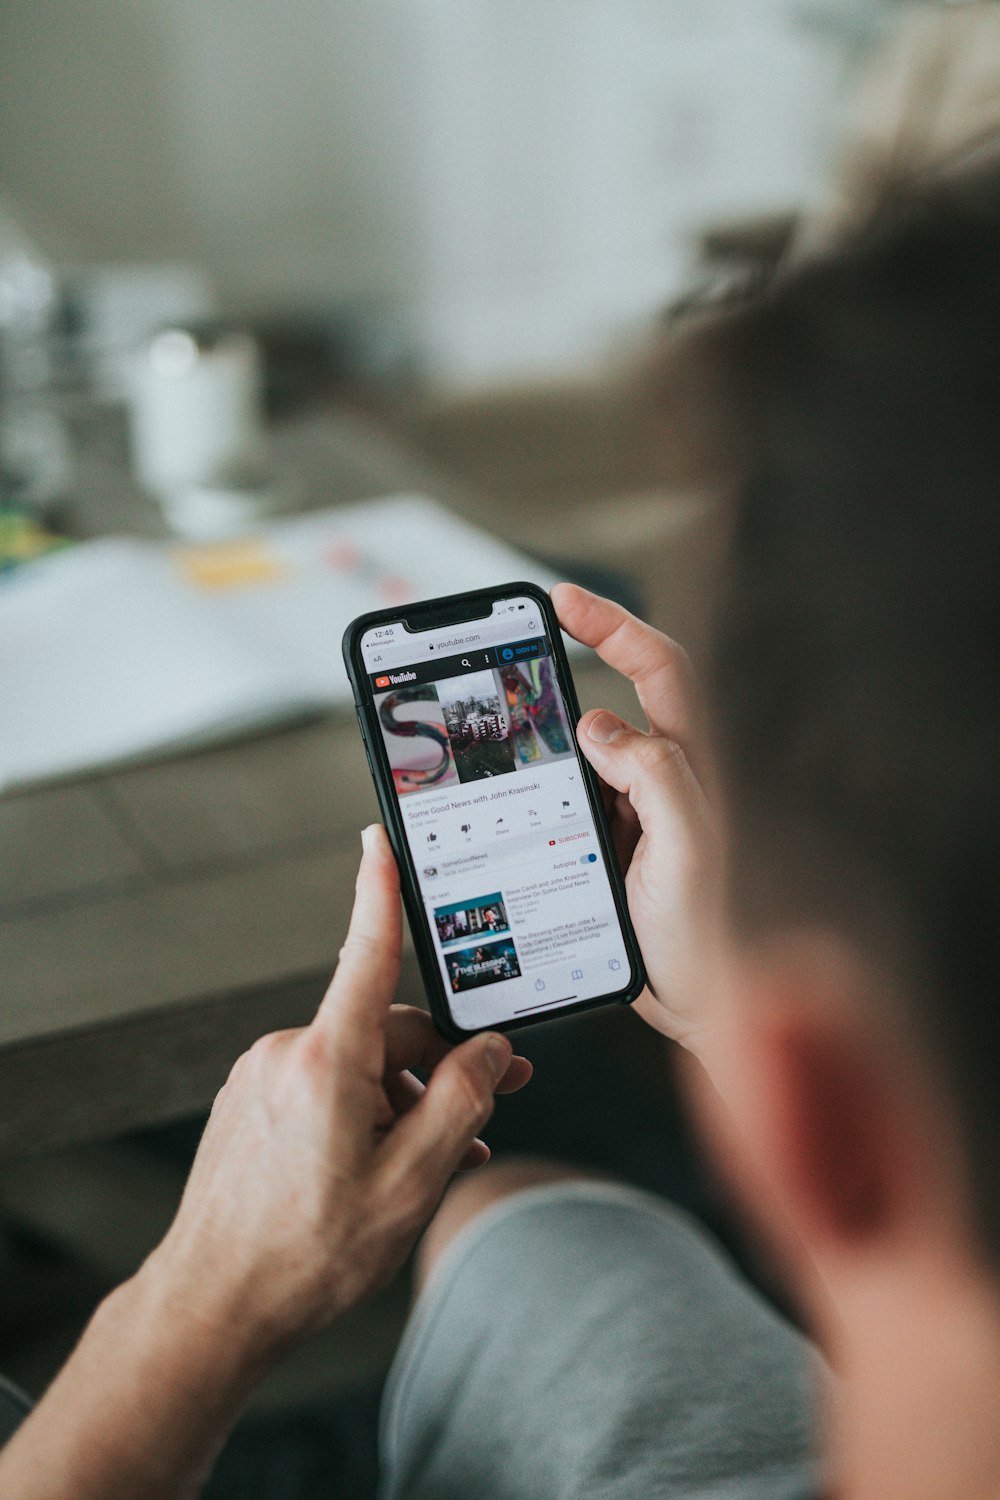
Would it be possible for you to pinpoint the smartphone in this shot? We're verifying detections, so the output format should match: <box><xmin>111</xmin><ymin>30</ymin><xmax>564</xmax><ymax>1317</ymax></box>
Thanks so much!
<box><xmin>343</xmin><ymin>581</ymin><xmax>645</xmax><ymax>1040</ymax></box>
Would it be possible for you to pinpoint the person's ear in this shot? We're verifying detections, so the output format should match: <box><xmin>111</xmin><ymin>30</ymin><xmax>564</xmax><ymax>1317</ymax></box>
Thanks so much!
<box><xmin>694</xmin><ymin>937</ymin><xmax>955</xmax><ymax>1279</ymax></box>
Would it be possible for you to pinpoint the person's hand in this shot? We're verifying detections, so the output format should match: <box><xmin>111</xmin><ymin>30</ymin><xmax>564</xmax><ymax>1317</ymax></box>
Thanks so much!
<box><xmin>141</xmin><ymin>824</ymin><xmax>532</xmax><ymax>1367</ymax></box>
<box><xmin>552</xmin><ymin>583</ymin><xmax>723</xmax><ymax>1056</ymax></box>
<box><xmin>0</xmin><ymin>831</ymin><xmax>531</xmax><ymax>1500</ymax></box>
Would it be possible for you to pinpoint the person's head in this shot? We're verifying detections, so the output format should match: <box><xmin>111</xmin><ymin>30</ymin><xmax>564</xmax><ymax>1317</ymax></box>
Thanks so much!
<box><xmin>698</xmin><ymin>161</ymin><xmax>1000</xmax><ymax>1446</ymax></box>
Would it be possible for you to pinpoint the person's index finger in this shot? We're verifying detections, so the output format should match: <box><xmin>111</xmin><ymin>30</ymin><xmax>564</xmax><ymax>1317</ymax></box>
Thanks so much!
<box><xmin>552</xmin><ymin>583</ymin><xmax>697</xmax><ymax>754</ymax></box>
<box><xmin>313</xmin><ymin>824</ymin><xmax>402</xmax><ymax>1059</ymax></box>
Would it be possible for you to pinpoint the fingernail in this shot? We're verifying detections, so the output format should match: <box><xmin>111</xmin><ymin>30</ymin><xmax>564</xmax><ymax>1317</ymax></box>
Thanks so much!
<box><xmin>361</xmin><ymin>824</ymin><xmax>379</xmax><ymax>853</ymax></box>
<box><xmin>588</xmin><ymin>711</ymin><xmax>628</xmax><ymax>745</ymax></box>
<box><xmin>483</xmin><ymin>1033</ymin><xmax>512</xmax><ymax>1081</ymax></box>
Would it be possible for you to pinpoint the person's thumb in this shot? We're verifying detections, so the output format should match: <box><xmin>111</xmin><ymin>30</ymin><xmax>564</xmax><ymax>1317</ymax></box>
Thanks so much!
<box><xmin>379</xmin><ymin>1032</ymin><xmax>512</xmax><ymax>1202</ymax></box>
<box><xmin>577</xmin><ymin>709</ymin><xmax>707</xmax><ymax>841</ymax></box>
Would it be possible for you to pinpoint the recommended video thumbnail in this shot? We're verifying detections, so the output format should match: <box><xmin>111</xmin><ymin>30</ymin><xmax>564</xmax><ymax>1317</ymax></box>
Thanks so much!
<box><xmin>445</xmin><ymin>937</ymin><xmax>521</xmax><ymax>993</ymax></box>
<box><xmin>434</xmin><ymin>892</ymin><xmax>510</xmax><ymax>949</ymax></box>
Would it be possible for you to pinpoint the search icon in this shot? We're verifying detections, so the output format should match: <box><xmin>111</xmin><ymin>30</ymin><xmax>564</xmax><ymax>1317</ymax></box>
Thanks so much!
<box><xmin>461</xmin><ymin>657</ymin><xmax>472</xmax><ymax>668</ymax></box>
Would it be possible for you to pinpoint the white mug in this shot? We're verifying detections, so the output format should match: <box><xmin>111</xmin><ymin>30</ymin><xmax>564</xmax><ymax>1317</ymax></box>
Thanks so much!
<box><xmin>128</xmin><ymin>324</ymin><xmax>266</xmax><ymax>498</ymax></box>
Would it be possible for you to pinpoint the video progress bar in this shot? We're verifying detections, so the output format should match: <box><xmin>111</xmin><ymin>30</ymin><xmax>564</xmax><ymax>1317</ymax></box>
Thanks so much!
<box><xmin>514</xmin><ymin>993</ymin><xmax>578</xmax><ymax>1016</ymax></box>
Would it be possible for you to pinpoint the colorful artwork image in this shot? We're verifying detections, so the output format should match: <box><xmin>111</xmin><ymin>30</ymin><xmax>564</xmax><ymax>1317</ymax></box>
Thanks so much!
<box><xmin>434</xmin><ymin>892</ymin><xmax>510</xmax><ymax>949</ymax></box>
<box><xmin>500</xmin><ymin>655</ymin><xmax>574</xmax><ymax>766</ymax></box>
<box><xmin>445</xmin><ymin>937</ymin><xmax>521</xmax><ymax>993</ymax></box>
<box><xmin>507</xmin><ymin>699</ymin><xmax>543</xmax><ymax>765</ymax></box>
<box><xmin>437</xmin><ymin>670</ymin><xmax>517</xmax><ymax>784</ymax></box>
<box><xmin>375</xmin><ymin>684</ymin><xmax>459</xmax><ymax>797</ymax></box>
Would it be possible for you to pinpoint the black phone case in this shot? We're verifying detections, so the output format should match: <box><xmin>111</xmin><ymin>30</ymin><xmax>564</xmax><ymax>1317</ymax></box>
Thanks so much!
<box><xmin>342</xmin><ymin>580</ymin><xmax>646</xmax><ymax>1040</ymax></box>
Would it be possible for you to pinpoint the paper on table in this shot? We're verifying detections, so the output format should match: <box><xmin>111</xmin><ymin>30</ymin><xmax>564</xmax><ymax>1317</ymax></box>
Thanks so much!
<box><xmin>0</xmin><ymin>495</ymin><xmax>565</xmax><ymax>792</ymax></box>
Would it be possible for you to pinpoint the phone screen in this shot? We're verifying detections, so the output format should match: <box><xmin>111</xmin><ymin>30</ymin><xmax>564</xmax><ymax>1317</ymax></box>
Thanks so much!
<box><xmin>357</xmin><ymin>592</ymin><xmax>636</xmax><ymax>1031</ymax></box>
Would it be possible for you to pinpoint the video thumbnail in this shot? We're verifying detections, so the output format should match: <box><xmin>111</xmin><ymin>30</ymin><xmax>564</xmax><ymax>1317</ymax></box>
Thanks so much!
<box><xmin>437</xmin><ymin>670</ymin><xmax>516</xmax><ymax>783</ymax></box>
<box><xmin>445</xmin><ymin>937</ymin><xmax>521</xmax><ymax>993</ymax></box>
<box><xmin>500</xmin><ymin>656</ymin><xmax>574</xmax><ymax>767</ymax></box>
<box><xmin>434</xmin><ymin>892</ymin><xmax>510</xmax><ymax>949</ymax></box>
<box><xmin>375</xmin><ymin>684</ymin><xmax>459</xmax><ymax>798</ymax></box>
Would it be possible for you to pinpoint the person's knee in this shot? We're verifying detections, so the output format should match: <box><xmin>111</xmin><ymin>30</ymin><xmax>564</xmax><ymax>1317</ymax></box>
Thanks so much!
<box><xmin>416</xmin><ymin>1157</ymin><xmax>608</xmax><ymax>1290</ymax></box>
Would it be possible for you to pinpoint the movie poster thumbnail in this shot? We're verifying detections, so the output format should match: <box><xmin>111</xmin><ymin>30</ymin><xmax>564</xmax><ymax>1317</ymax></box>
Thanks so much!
<box><xmin>445</xmin><ymin>937</ymin><xmax>521</xmax><ymax>993</ymax></box>
<box><xmin>436</xmin><ymin>669</ymin><xmax>517</xmax><ymax>784</ymax></box>
<box><xmin>434</xmin><ymin>892</ymin><xmax>509</xmax><ymax>950</ymax></box>
<box><xmin>499</xmin><ymin>655</ymin><xmax>575</xmax><ymax>767</ymax></box>
<box><xmin>375</xmin><ymin>683</ymin><xmax>459</xmax><ymax>798</ymax></box>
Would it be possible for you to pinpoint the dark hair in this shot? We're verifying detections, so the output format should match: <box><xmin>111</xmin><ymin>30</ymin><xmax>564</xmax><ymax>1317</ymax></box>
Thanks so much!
<box><xmin>709</xmin><ymin>164</ymin><xmax>1000</xmax><ymax>1263</ymax></box>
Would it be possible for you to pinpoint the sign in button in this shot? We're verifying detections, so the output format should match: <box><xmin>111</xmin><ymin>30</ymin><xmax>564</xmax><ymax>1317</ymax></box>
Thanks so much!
<box><xmin>493</xmin><ymin>638</ymin><xmax>546</xmax><ymax>667</ymax></box>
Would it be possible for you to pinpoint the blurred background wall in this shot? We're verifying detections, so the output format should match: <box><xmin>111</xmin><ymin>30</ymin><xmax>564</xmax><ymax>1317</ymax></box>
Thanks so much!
<box><xmin>0</xmin><ymin>0</ymin><xmax>918</xmax><ymax>386</ymax></box>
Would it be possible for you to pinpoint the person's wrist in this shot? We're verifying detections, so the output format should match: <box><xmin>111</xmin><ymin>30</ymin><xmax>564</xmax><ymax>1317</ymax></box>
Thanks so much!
<box><xmin>119</xmin><ymin>1242</ymin><xmax>282</xmax><ymax>1396</ymax></box>
<box><xmin>22</xmin><ymin>1248</ymin><xmax>280</xmax><ymax>1495</ymax></box>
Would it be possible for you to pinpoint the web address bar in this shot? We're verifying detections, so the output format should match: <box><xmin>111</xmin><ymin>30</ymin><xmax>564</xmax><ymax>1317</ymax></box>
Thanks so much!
<box><xmin>435</xmin><ymin>630</ymin><xmax>484</xmax><ymax>651</ymax></box>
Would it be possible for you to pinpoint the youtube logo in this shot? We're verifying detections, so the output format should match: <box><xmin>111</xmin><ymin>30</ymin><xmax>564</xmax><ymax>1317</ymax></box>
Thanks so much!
<box><xmin>375</xmin><ymin>675</ymin><xmax>391</xmax><ymax>688</ymax></box>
